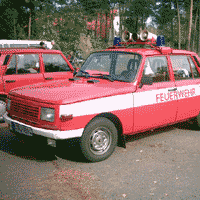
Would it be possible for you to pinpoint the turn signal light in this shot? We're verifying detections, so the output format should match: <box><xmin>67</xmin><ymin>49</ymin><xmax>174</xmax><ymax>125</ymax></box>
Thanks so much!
<box><xmin>60</xmin><ymin>114</ymin><xmax>73</xmax><ymax>122</ymax></box>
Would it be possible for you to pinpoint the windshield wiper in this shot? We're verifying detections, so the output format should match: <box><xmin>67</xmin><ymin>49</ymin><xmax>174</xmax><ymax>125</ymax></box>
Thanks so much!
<box><xmin>91</xmin><ymin>73</ymin><xmax>114</xmax><ymax>82</ymax></box>
<box><xmin>76</xmin><ymin>70</ymin><xmax>90</xmax><ymax>78</ymax></box>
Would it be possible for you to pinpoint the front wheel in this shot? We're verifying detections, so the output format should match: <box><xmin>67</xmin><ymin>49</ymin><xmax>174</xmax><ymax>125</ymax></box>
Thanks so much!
<box><xmin>80</xmin><ymin>117</ymin><xmax>118</xmax><ymax>162</ymax></box>
<box><xmin>0</xmin><ymin>100</ymin><xmax>6</xmax><ymax>122</ymax></box>
<box><xmin>193</xmin><ymin>113</ymin><xmax>200</xmax><ymax>129</ymax></box>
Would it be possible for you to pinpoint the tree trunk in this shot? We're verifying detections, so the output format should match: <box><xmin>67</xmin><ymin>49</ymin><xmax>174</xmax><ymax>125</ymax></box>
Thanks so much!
<box><xmin>111</xmin><ymin>8</ymin><xmax>114</xmax><ymax>40</ymax></box>
<box><xmin>171</xmin><ymin>20</ymin><xmax>174</xmax><ymax>48</ymax></box>
<box><xmin>29</xmin><ymin>11</ymin><xmax>31</xmax><ymax>39</ymax></box>
<box><xmin>188</xmin><ymin>0</ymin><xmax>193</xmax><ymax>50</ymax></box>
<box><xmin>142</xmin><ymin>14</ymin><xmax>144</xmax><ymax>29</ymax></box>
<box><xmin>199</xmin><ymin>10</ymin><xmax>200</xmax><ymax>52</ymax></box>
<box><xmin>105</xmin><ymin>11</ymin><xmax>108</xmax><ymax>41</ymax></box>
<box><xmin>96</xmin><ymin>13</ymin><xmax>98</xmax><ymax>39</ymax></box>
<box><xmin>119</xmin><ymin>3</ymin><xmax>122</xmax><ymax>37</ymax></box>
<box><xmin>192</xmin><ymin>9</ymin><xmax>198</xmax><ymax>51</ymax></box>
<box><xmin>136</xmin><ymin>15</ymin><xmax>138</xmax><ymax>33</ymax></box>
<box><xmin>14</xmin><ymin>18</ymin><xmax>16</xmax><ymax>39</ymax></box>
<box><xmin>177</xmin><ymin>1</ymin><xmax>181</xmax><ymax>49</ymax></box>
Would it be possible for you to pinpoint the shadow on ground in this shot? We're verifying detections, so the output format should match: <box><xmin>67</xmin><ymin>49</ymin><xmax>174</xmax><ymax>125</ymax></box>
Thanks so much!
<box><xmin>55</xmin><ymin>138</ymin><xmax>87</xmax><ymax>163</ymax></box>
<box><xmin>125</xmin><ymin>120</ymin><xmax>199</xmax><ymax>144</ymax></box>
<box><xmin>0</xmin><ymin>125</ymin><xmax>87</xmax><ymax>163</ymax></box>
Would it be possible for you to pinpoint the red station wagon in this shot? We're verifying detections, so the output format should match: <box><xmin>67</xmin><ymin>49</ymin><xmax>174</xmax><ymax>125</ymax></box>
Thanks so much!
<box><xmin>0</xmin><ymin>47</ymin><xmax>74</xmax><ymax>121</ymax></box>
<box><xmin>4</xmin><ymin>35</ymin><xmax>200</xmax><ymax>162</ymax></box>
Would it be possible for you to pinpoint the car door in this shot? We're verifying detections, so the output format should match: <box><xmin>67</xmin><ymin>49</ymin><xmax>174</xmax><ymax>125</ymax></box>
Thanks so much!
<box><xmin>42</xmin><ymin>53</ymin><xmax>73</xmax><ymax>81</ymax></box>
<box><xmin>3</xmin><ymin>53</ymin><xmax>45</xmax><ymax>94</ymax></box>
<box><xmin>169</xmin><ymin>55</ymin><xmax>200</xmax><ymax>121</ymax></box>
<box><xmin>134</xmin><ymin>55</ymin><xmax>178</xmax><ymax>132</ymax></box>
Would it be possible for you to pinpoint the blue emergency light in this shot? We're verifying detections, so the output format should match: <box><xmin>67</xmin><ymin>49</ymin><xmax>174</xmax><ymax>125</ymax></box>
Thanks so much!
<box><xmin>157</xmin><ymin>35</ymin><xmax>165</xmax><ymax>47</ymax></box>
<box><xmin>113</xmin><ymin>37</ymin><xmax>122</xmax><ymax>46</ymax></box>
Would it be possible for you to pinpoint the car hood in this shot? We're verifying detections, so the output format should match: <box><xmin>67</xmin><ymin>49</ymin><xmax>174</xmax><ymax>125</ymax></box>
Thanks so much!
<box><xmin>9</xmin><ymin>78</ymin><xmax>137</xmax><ymax>105</ymax></box>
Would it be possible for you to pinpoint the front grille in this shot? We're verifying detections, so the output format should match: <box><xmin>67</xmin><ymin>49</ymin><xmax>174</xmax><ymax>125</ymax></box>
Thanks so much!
<box><xmin>11</xmin><ymin>100</ymin><xmax>39</xmax><ymax>122</ymax></box>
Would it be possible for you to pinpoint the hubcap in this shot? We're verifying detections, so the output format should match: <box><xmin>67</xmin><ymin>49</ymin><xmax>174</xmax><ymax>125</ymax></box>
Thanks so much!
<box><xmin>90</xmin><ymin>127</ymin><xmax>111</xmax><ymax>155</ymax></box>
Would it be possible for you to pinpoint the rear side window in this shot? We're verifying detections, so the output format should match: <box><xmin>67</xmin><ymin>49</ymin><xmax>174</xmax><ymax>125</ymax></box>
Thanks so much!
<box><xmin>188</xmin><ymin>56</ymin><xmax>200</xmax><ymax>78</ymax></box>
<box><xmin>170</xmin><ymin>55</ymin><xmax>193</xmax><ymax>80</ymax></box>
<box><xmin>43</xmin><ymin>54</ymin><xmax>71</xmax><ymax>72</ymax></box>
<box><xmin>193</xmin><ymin>56</ymin><xmax>200</xmax><ymax>68</ymax></box>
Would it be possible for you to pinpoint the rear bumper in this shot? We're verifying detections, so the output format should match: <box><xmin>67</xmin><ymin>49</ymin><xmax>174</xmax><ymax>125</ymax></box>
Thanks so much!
<box><xmin>3</xmin><ymin>113</ymin><xmax>84</xmax><ymax>140</ymax></box>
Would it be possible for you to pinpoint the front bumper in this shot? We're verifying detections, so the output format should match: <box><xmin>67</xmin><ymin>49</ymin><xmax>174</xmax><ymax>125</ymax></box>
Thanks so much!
<box><xmin>3</xmin><ymin>113</ymin><xmax>84</xmax><ymax>140</ymax></box>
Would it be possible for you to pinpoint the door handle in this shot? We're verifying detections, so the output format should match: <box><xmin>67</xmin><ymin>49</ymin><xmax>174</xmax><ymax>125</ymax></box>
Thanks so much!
<box><xmin>45</xmin><ymin>77</ymin><xmax>53</xmax><ymax>80</ymax></box>
<box><xmin>6</xmin><ymin>80</ymin><xmax>16</xmax><ymax>83</ymax></box>
<box><xmin>168</xmin><ymin>88</ymin><xmax>177</xmax><ymax>92</ymax></box>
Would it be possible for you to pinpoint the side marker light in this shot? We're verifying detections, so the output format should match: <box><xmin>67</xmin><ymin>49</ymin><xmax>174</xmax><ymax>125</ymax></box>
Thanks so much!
<box><xmin>60</xmin><ymin>114</ymin><xmax>73</xmax><ymax>122</ymax></box>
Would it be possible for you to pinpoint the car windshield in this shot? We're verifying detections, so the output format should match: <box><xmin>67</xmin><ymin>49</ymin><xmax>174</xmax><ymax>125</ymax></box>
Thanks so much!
<box><xmin>78</xmin><ymin>52</ymin><xmax>142</xmax><ymax>82</ymax></box>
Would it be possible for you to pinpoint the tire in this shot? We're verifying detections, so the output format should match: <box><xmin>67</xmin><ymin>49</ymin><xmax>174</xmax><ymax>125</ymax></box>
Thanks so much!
<box><xmin>80</xmin><ymin>117</ymin><xmax>118</xmax><ymax>162</ymax></box>
<box><xmin>0</xmin><ymin>100</ymin><xmax>6</xmax><ymax>122</ymax></box>
<box><xmin>193</xmin><ymin>113</ymin><xmax>200</xmax><ymax>129</ymax></box>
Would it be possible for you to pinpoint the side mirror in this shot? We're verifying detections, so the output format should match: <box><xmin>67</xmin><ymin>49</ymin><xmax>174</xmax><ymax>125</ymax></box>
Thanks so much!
<box><xmin>0</xmin><ymin>65</ymin><xmax>7</xmax><ymax>75</ymax></box>
<box><xmin>139</xmin><ymin>76</ymin><xmax>153</xmax><ymax>88</ymax></box>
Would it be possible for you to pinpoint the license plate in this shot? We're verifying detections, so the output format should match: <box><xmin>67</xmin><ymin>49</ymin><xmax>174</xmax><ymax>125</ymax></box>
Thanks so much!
<box><xmin>11</xmin><ymin>122</ymin><xmax>33</xmax><ymax>136</ymax></box>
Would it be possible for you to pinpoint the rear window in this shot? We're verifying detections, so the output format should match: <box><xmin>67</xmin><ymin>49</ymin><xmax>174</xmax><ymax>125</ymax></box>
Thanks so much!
<box><xmin>10</xmin><ymin>44</ymin><xmax>28</xmax><ymax>48</ymax></box>
<box><xmin>30</xmin><ymin>44</ymin><xmax>47</xmax><ymax>48</ymax></box>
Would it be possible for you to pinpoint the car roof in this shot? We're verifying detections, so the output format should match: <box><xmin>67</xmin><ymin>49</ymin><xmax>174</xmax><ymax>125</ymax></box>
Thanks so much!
<box><xmin>0</xmin><ymin>48</ymin><xmax>61</xmax><ymax>54</ymax></box>
<box><xmin>102</xmin><ymin>46</ymin><xmax>198</xmax><ymax>57</ymax></box>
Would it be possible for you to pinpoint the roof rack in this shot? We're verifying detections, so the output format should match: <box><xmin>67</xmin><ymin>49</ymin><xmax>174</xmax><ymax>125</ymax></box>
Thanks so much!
<box><xmin>109</xmin><ymin>39</ymin><xmax>156</xmax><ymax>48</ymax></box>
<box><xmin>108</xmin><ymin>40</ymin><xmax>172</xmax><ymax>54</ymax></box>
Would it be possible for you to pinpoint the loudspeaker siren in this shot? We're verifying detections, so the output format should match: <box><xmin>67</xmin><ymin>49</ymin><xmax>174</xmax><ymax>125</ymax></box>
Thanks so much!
<box><xmin>140</xmin><ymin>30</ymin><xmax>157</xmax><ymax>41</ymax></box>
<box><xmin>122</xmin><ymin>31</ymin><xmax>130</xmax><ymax>42</ymax></box>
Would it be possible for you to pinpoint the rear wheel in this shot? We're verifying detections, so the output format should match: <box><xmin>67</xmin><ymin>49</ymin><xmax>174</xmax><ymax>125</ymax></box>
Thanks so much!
<box><xmin>80</xmin><ymin>117</ymin><xmax>118</xmax><ymax>162</ymax></box>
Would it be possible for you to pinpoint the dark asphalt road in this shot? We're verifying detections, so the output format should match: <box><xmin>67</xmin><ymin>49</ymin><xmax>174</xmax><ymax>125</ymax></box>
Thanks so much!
<box><xmin>0</xmin><ymin>122</ymin><xmax>200</xmax><ymax>200</ymax></box>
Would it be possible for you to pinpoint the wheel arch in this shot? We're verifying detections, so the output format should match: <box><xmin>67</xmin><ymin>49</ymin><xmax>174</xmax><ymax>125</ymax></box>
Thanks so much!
<box><xmin>0</xmin><ymin>94</ymin><xmax>7</xmax><ymax>121</ymax></box>
<box><xmin>0</xmin><ymin>94</ymin><xmax>7</xmax><ymax>102</ymax></box>
<box><xmin>89</xmin><ymin>112</ymin><xmax>126</xmax><ymax>148</ymax></box>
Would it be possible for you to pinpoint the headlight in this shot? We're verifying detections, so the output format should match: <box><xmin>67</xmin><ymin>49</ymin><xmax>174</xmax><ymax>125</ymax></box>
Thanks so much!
<box><xmin>40</xmin><ymin>107</ymin><xmax>55</xmax><ymax>122</ymax></box>
<box><xmin>7</xmin><ymin>99</ymin><xmax>11</xmax><ymax>111</ymax></box>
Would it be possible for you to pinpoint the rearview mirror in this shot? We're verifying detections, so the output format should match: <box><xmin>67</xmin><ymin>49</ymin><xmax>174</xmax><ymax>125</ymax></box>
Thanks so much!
<box><xmin>139</xmin><ymin>76</ymin><xmax>153</xmax><ymax>88</ymax></box>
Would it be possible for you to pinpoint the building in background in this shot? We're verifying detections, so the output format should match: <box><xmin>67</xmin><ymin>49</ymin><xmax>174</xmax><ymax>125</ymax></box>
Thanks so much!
<box><xmin>86</xmin><ymin>9</ymin><xmax>120</xmax><ymax>40</ymax></box>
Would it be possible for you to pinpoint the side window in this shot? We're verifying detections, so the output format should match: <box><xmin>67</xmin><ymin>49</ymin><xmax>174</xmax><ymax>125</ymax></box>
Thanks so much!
<box><xmin>18</xmin><ymin>54</ymin><xmax>40</xmax><ymax>74</ymax></box>
<box><xmin>43</xmin><ymin>54</ymin><xmax>71</xmax><ymax>72</ymax></box>
<box><xmin>5</xmin><ymin>55</ymin><xmax>16</xmax><ymax>75</ymax></box>
<box><xmin>188</xmin><ymin>56</ymin><xmax>200</xmax><ymax>78</ymax></box>
<box><xmin>142</xmin><ymin>56</ymin><xmax>170</xmax><ymax>82</ymax></box>
<box><xmin>6</xmin><ymin>54</ymin><xmax>40</xmax><ymax>75</ymax></box>
<box><xmin>170</xmin><ymin>55</ymin><xmax>193</xmax><ymax>80</ymax></box>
